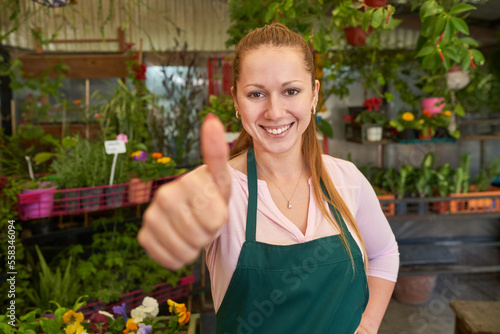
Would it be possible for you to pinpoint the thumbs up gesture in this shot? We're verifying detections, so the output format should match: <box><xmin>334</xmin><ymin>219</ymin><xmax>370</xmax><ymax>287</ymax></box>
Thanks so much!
<box><xmin>138</xmin><ymin>114</ymin><xmax>231</xmax><ymax>270</ymax></box>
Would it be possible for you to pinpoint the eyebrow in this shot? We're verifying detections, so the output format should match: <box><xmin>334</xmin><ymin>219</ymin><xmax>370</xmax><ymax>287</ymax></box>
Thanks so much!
<box><xmin>244</xmin><ymin>80</ymin><xmax>303</xmax><ymax>89</ymax></box>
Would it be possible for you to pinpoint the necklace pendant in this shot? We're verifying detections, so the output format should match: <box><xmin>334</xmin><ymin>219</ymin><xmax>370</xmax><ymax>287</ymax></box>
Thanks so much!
<box><xmin>287</xmin><ymin>201</ymin><xmax>292</xmax><ymax>209</ymax></box>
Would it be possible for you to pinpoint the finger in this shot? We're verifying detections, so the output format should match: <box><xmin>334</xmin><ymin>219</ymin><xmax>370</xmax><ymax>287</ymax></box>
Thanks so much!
<box><xmin>201</xmin><ymin>113</ymin><xmax>231</xmax><ymax>202</ymax></box>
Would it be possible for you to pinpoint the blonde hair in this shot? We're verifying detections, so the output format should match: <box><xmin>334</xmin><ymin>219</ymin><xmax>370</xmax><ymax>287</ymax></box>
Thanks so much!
<box><xmin>230</xmin><ymin>23</ymin><xmax>368</xmax><ymax>269</ymax></box>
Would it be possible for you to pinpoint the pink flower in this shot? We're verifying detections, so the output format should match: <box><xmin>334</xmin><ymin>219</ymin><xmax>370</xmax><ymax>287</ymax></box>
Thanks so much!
<box><xmin>116</xmin><ymin>134</ymin><xmax>128</xmax><ymax>143</ymax></box>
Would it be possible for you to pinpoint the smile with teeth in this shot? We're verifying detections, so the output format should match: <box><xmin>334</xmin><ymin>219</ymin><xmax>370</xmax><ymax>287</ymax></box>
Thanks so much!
<box><xmin>263</xmin><ymin>123</ymin><xmax>292</xmax><ymax>135</ymax></box>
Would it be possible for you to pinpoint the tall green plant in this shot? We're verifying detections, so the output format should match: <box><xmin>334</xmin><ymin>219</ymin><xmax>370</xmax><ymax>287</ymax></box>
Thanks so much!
<box><xmin>25</xmin><ymin>245</ymin><xmax>81</xmax><ymax>312</ymax></box>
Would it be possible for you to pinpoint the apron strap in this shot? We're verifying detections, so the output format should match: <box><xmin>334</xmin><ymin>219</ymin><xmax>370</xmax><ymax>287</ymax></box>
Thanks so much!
<box><xmin>320</xmin><ymin>180</ymin><xmax>349</xmax><ymax>232</ymax></box>
<box><xmin>246</xmin><ymin>147</ymin><xmax>258</xmax><ymax>241</ymax></box>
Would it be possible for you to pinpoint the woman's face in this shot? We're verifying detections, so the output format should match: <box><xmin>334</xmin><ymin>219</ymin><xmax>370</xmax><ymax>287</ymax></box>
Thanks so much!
<box><xmin>233</xmin><ymin>45</ymin><xmax>319</xmax><ymax>155</ymax></box>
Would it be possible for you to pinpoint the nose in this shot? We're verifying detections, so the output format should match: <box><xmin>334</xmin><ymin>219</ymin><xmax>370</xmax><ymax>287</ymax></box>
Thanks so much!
<box><xmin>265</xmin><ymin>94</ymin><xmax>286</xmax><ymax>120</ymax></box>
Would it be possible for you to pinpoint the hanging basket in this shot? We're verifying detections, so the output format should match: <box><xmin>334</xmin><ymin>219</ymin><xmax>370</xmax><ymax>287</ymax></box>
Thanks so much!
<box><xmin>364</xmin><ymin>0</ymin><xmax>389</xmax><ymax>8</ymax></box>
<box><xmin>32</xmin><ymin>0</ymin><xmax>74</xmax><ymax>8</ymax></box>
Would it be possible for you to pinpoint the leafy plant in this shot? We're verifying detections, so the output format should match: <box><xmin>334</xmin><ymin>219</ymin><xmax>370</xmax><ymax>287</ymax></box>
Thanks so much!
<box><xmin>396</xmin><ymin>165</ymin><xmax>414</xmax><ymax>199</ymax></box>
<box><xmin>25</xmin><ymin>245</ymin><xmax>81</xmax><ymax>312</ymax></box>
<box><xmin>414</xmin><ymin>152</ymin><xmax>435</xmax><ymax>198</ymax></box>
<box><xmin>200</xmin><ymin>94</ymin><xmax>241</xmax><ymax>133</ymax></box>
<box><xmin>475</xmin><ymin>159</ymin><xmax>500</xmax><ymax>192</ymax></box>
<box><xmin>389</xmin><ymin>111</ymin><xmax>423</xmax><ymax>132</ymax></box>
<box><xmin>432</xmin><ymin>162</ymin><xmax>452</xmax><ymax>197</ymax></box>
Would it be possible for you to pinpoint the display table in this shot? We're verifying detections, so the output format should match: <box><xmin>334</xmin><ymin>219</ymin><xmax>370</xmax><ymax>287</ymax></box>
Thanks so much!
<box><xmin>450</xmin><ymin>300</ymin><xmax>500</xmax><ymax>334</ymax></box>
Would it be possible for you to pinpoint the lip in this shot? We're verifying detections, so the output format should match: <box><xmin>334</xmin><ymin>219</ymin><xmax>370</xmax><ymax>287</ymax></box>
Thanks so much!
<box><xmin>260</xmin><ymin>122</ymin><xmax>294</xmax><ymax>136</ymax></box>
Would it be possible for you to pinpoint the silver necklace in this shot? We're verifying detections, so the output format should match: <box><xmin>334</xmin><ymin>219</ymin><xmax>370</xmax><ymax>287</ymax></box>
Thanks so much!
<box><xmin>256</xmin><ymin>161</ymin><xmax>303</xmax><ymax>209</ymax></box>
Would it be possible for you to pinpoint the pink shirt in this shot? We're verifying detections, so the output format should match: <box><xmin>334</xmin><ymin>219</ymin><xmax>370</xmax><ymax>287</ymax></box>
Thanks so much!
<box><xmin>206</xmin><ymin>155</ymin><xmax>399</xmax><ymax>311</ymax></box>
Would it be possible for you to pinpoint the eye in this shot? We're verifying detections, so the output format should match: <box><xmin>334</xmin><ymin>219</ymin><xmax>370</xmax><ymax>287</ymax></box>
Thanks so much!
<box><xmin>284</xmin><ymin>88</ymin><xmax>300</xmax><ymax>96</ymax></box>
<box><xmin>248</xmin><ymin>91</ymin><xmax>264</xmax><ymax>98</ymax></box>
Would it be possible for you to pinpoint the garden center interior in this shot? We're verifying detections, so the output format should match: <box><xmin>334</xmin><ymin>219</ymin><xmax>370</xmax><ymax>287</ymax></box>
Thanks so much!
<box><xmin>1</xmin><ymin>0</ymin><xmax>500</xmax><ymax>333</ymax></box>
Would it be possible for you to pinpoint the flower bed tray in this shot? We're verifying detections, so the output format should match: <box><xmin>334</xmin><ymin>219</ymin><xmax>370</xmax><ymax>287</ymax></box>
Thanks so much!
<box><xmin>18</xmin><ymin>174</ymin><xmax>183</xmax><ymax>220</ymax></box>
<box><xmin>450</xmin><ymin>186</ymin><xmax>500</xmax><ymax>214</ymax></box>
<box><xmin>77</xmin><ymin>274</ymin><xmax>195</xmax><ymax>318</ymax></box>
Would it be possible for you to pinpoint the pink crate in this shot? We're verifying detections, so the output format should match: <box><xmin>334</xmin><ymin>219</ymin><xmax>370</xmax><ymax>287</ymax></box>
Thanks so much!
<box><xmin>78</xmin><ymin>274</ymin><xmax>194</xmax><ymax>318</ymax></box>
<box><xmin>17</xmin><ymin>175</ymin><xmax>182</xmax><ymax>220</ymax></box>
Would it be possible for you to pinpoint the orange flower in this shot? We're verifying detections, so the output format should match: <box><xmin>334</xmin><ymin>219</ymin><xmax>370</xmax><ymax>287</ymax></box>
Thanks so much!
<box><xmin>178</xmin><ymin>311</ymin><xmax>191</xmax><ymax>325</ymax></box>
<box><xmin>151</xmin><ymin>152</ymin><xmax>162</xmax><ymax>159</ymax></box>
<box><xmin>123</xmin><ymin>318</ymin><xmax>138</xmax><ymax>334</ymax></box>
<box><xmin>72</xmin><ymin>99</ymin><xmax>82</xmax><ymax>106</ymax></box>
<box><xmin>442</xmin><ymin>110</ymin><xmax>452</xmax><ymax>117</ymax></box>
<box><xmin>167</xmin><ymin>299</ymin><xmax>187</xmax><ymax>314</ymax></box>
<box><xmin>422</xmin><ymin>109</ymin><xmax>432</xmax><ymax>117</ymax></box>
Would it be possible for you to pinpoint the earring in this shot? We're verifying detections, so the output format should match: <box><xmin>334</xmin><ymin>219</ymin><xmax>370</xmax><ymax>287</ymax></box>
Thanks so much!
<box><xmin>312</xmin><ymin>101</ymin><xmax>317</xmax><ymax>115</ymax></box>
<box><xmin>235</xmin><ymin>106</ymin><xmax>240</xmax><ymax>119</ymax></box>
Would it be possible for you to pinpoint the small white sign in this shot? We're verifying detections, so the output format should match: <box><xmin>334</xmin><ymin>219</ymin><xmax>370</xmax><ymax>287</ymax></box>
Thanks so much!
<box><xmin>105</xmin><ymin>140</ymin><xmax>126</xmax><ymax>155</ymax></box>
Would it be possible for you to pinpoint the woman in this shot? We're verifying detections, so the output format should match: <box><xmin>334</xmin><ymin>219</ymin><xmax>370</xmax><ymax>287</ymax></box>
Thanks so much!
<box><xmin>139</xmin><ymin>23</ymin><xmax>399</xmax><ymax>333</ymax></box>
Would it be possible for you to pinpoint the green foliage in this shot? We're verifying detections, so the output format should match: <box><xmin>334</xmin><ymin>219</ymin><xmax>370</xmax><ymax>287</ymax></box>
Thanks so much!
<box><xmin>25</xmin><ymin>245</ymin><xmax>81</xmax><ymax>312</ymax></box>
<box><xmin>58</xmin><ymin>217</ymin><xmax>192</xmax><ymax>304</ymax></box>
<box><xmin>200</xmin><ymin>94</ymin><xmax>241</xmax><ymax>133</ymax></box>
<box><xmin>475</xmin><ymin>159</ymin><xmax>500</xmax><ymax>192</ymax></box>
<box><xmin>97</xmin><ymin>79</ymin><xmax>157</xmax><ymax>144</ymax></box>
<box><xmin>354</xmin><ymin>110</ymin><xmax>388</xmax><ymax>125</ymax></box>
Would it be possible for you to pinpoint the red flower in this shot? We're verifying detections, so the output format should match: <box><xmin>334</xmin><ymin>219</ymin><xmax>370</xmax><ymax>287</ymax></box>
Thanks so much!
<box><xmin>343</xmin><ymin>115</ymin><xmax>354</xmax><ymax>122</ymax></box>
<box><xmin>362</xmin><ymin>97</ymin><xmax>383</xmax><ymax>111</ymax></box>
<box><xmin>89</xmin><ymin>313</ymin><xmax>110</xmax><ymax>333</ymax></box>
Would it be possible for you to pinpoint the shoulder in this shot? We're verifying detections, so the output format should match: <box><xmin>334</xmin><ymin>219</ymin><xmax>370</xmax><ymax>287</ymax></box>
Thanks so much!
<box><xmin>321</xmin><ymin>155</ymin><xmax>362</xmax><ymax>185</ymax></box>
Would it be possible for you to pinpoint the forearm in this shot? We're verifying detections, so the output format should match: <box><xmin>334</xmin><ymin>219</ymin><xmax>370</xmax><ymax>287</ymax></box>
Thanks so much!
<box><xmin>358</xmin><ymin>276</ymin><xmax>396</xmax><ymax>333</ymax></box>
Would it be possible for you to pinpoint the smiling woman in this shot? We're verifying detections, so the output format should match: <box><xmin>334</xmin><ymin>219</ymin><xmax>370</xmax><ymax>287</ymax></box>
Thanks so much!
<box><xmin>139</xmin><ymin>22</ymin><xmax>399</xmax><ymax>334</ymax></box>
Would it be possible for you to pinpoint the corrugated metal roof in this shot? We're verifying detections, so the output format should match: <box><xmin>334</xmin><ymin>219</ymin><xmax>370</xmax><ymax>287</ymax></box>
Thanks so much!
<box><xmin>0</xmin><ymin>0</ymin><xmax>233</xmax><ymax>52</ymax></box>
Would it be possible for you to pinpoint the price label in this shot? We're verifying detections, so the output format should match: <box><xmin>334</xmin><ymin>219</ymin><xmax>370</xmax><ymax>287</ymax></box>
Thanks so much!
<box><xmin>105</xmin><ymin>140</ymin><xmax>126</xmax><ymax>155</ymax></box>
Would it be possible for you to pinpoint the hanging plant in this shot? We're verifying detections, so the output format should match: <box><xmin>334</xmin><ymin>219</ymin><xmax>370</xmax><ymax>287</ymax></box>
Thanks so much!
<box><xmin>32</xmin><ymin>0</ymin><xmax>77</xmax><ymax>8</ymax></box>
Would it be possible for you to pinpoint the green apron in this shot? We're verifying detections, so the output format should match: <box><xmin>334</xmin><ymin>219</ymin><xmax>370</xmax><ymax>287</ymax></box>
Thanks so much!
<box><xmin>216</xmin><ymin>147</ymin><xmax>368</xmax><ymax>334</ymax></box>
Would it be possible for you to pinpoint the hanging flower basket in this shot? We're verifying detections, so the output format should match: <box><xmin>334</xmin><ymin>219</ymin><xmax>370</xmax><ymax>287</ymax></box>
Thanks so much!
<box><xmin>32</xmin><ymin>0</ymin><xmax>74</xmax><ymax>7</ymax></box>
<box><xmin>364</xmin><ymin>0</ymin><xmax>389</xmax><ymax>8</ymax></box>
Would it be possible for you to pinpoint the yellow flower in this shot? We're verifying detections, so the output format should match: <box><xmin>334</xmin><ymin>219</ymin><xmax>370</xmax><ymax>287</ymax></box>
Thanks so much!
<box><xmin>152</xmin><ymin>152</ymin><xmax>162</xmax><ymax>159</ymax></box>
<box><xmin>167</xmin><ymin>299</ymin><xmax>187</xmax><ymax>314</ymax></box>
<box><xmin>442</xmin><ymin>110</ymin><xmax>452</xmax><ymax>117</ymax></box>
<box><xmin>401</xmin><ymin>112</ymin><xmax>414</xmax><ymax>122</ymax></box>
<box><xmin>63</xmin><ymin>310</ymin><xmax>84</xmax><ymax>324</ymax></box>
<box><xmin>419</xmin><ymin>119</ymin><xmax>424</xmax><ymax>124</ymax></box>
<box><xmin>157</xmin><ymin>157</ymin><xmax>171</xmax><ymax>164</ymax></box>
<box><xmin>178</xmin><ymin>311</ymin><xmax>191</xmax><ymax>325</ymax></box>
<box><xmin>64</xmin><ymin>323</ymin><xmax>85</xmax><ymax>334</ymax></box>
<box><xmin>123</xmin><ymin>318</ymin><xmax>138</xmax><ymax>334</ymax></box>
<box><xmin>130</xmin><ymin>151</ymin><xmax>142</xmax><ymax>158</ymax></box>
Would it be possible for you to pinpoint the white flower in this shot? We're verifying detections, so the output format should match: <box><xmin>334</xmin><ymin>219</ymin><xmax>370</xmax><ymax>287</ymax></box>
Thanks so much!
<box><xmin>141</xmin><ymin>297</ymin><xmax>159</xmax><ymax>317</ymax></box>
<box><xmin>133</xmin><ymin>315</ymin><xmax>144</xmax><ymax>323</ymax></box>
<box><xmin>131</xmin><ymin>306</ymin><xmax>147</xmax><ymax>320</ymax></box>
<box><xmin>98</xmin><ymin>311</ymin><xmax>114</xmax><ymax>319</ymax></box>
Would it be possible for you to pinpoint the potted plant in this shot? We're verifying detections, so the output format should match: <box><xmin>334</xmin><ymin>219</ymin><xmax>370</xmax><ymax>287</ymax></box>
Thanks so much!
<box><xmin>431</xmin><ymin>162</ymin><xmax>453</xmax><ymax>213</ymax></box>
<box><xmin>19</xmin><ymin>178</ymin><xmax>57</xmax><ymax>221</ymax></box>
<box><xmin>389</xmin><ymin>111</ymin><xmax>423</xmax><ymax>141</ymax></box>
<box><xmin>415</xmin><ymin>0</ymin><xmax>485</xmax><ymax>116</ymax></box>
<box><xmin>200</xmin><ymin>94</ymin><xmax>241</xmax><ymax>144</ymax></box>
<box><xmin>413</xmin><ymin>153</ymin><xmax>435</xmax><ymax>214</ymax></box>
<box><xmin>127</xmin><ymin>150</ymin><xmax>160</xmax><ymax>204</ymax></box>
<box><xmin>353</xmin><ymin>97</ymin><xmax>388</xmax><ymax>142</ymax></box>
<box><xmin>395</xmin><ymin>165</ymin><xmax>414</xmax><ymax>215</ymax></box>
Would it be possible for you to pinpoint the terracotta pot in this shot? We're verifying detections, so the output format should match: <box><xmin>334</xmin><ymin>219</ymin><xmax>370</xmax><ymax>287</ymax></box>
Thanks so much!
<box><xmin>364</xmin><ymin>0</ymin><xmax>389</xmax><ymax>7</ymax></box>
<box><xmin>393</xmin><ymin>275</ymin><xmax>438</xmax><ymax>305</ymax></box>
<box><xmin>128</xmin><ymin>178</ymin><xmax>153</xmax><ymax>204</ymax></box>
<box><xmin>418</xmin><ymin>128</ymin><xmax>433</xmax><ymax>140</ymax></box>
<box><xmin>344</xmin><ymin>26</ymin><xmax>372</xmax><ymax>46</ymax></box>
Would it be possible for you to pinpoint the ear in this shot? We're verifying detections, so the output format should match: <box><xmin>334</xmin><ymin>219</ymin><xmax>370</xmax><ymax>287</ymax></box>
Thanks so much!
<box><xmin>313</xmin><ymin>80</ymin><xmax>320</xmax><ymax>105</ymax></box>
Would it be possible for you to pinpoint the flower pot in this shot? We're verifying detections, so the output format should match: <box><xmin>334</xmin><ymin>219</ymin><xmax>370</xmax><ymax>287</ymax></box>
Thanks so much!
<box><xmin>421</xmin><ymin>97</ymin><xmax>445</xmax><ymax>115</ymax></box>
<box><xmin>104</xmin><ymin>185</ymin><xmax>126</xmax><ymax>208</ymax></box>
<box><xmin>433</xmin><ymin>126</ymin><xmax>450</xmax><ymax>139</ymax></box>
<box><xmin>397</xmin><ymin>129</ymin><xmax>417</xmax><ymax>141</ymax></box>
<box><xmin>431</xmin><ymin>201</ymin><xmax>449</xmax><ymax>214</ymax></box>
<box><xmin>20</xmin><ymin>183</ymin><xmax>57</xmax><ymax>220</ymax></box>
<box><xmin>446</xmin><ymin>66</ymin><xmax>470</xmax><ymax>91</ymax></box>
<box><xmin>364</xmin><ymin>0</ymin><xmax>389</xmax><ymax>7</ymax></box>
<box><xmin>81</xmin><ymin>188</ymin><xmax>103</xmax><ymax>212</ymax></box>
<box><xmin>128</xmin><ymin>178</ymin><xmax>153</xmax><ymax>204</ymax></box>
<box><xmin>418</xmin><ymin>128</ymin><xmax>433</xmax><ymax>140</ymax></box>
<box><xmin>395</xmin><ymin>202</ymin><xmax>408</xmax><ymax>215</ymax></box>
<box><xmin>64</xmin><ymin>190</ymin><xmax>80</xmax><ymax>213</ymax></box>
<box><xmin>415</xmin><ymin>201</ymin><xmax>429</xmax><ymax>215</ymax></box>
<box><xmin>393</xmin><ymin>275</ymin><xmax>438</xmax><ymax>305</ymax></box>
<box><xmin>366</xmin><ymin>126</ymin><xmax>383</xmax><ymax>142</ymax></box>
<box><xmin>344</xmin><ymin>26</ymin><xmax>372</xmax><ymax>46</ymax></box>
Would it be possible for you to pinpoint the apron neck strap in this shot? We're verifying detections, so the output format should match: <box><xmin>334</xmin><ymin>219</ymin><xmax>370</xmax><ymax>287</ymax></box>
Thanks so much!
<box><xmin>245</xmin><ymin>148</ymin><xmax>349</xmax><ymax>241</ymax></box>
<box><xmin>246</xmin><ymin>147</ymin><xmax>258</xmax><ymax>241</ymax></box>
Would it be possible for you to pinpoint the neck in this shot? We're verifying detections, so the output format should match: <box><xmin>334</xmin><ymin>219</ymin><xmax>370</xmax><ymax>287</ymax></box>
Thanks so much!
<box><xmin>253</xmin><ymin>145</ymin><xmax>305</xmax><ymax>181</ymax></box>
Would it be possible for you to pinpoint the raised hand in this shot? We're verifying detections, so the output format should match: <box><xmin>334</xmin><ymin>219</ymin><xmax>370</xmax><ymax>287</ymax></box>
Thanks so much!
<box><xmin>138</xmin><ymin>114</ymin><xmax>231</xmax><ymax>270</ymax></box>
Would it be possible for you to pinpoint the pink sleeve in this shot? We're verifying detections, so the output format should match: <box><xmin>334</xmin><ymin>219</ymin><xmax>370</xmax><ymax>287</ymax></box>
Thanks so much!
<box><xmin>355</xmin><ymin>170</ymin><xmax>399</xmax><ymax>282</ymax></box>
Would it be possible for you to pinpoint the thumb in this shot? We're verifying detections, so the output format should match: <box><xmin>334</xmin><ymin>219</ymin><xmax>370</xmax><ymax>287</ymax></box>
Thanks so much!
<box><xmin>201</xmin><ymin>114</ymin><xmax>231</xmax><ymax>202</ymax></box>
